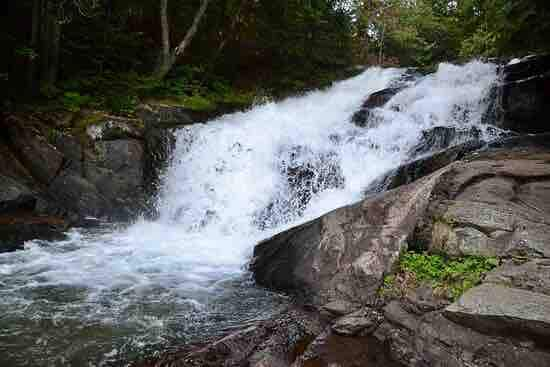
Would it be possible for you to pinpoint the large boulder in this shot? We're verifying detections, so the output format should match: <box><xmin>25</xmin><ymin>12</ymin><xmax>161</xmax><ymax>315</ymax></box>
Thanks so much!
<box><xmin>3</xmin><ymin>116</ymin><xmax>64</xmax><ymax>184</ymax></box>
<box><xmin>415</xmin><ymin>145</ymin><xmax>550</xmax><ymax>258</ymax></box>
<box><xmin>84</xmin><ymin>139</ymin><xmax>146</xmax><ymax>219</ymax></box>
<box><xmin>45</xmin><ymin>171</ymin><xmax>109</xmax><ymax>220</ymax></box>
<box><xmin>252</xmin><ymin>166</ymin><xmax>448</xmax><ymax>306</ymax></box>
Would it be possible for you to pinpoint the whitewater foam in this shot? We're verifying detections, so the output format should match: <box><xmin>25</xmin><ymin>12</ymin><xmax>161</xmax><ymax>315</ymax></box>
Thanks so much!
<box><xmin>0</xmin><ymin>61</ymin><xmax>500</xmax><ymax>365</ymax></box>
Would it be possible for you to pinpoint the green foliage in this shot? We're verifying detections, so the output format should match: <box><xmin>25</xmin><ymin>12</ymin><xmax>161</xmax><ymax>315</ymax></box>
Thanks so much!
<box><xmin>5</xmin><ymin>0</ymin><xmax>550</xmax><ymax>111</ymax></box>
<box><xmin>105</xmin><ymin>94</ymin><xmax>139</xmax><ymax>116</ymax></box>
<box><xmin>385</xmin><ymin>251</ymin><xmax>499</xmax><ymax>300</ymax></box>
<box><xmin>460</xmin><ymin>30</ymin><xmax>499</xmax><ymax>59</ymax></box>
<box><xmin>354</xmin><ymin>0</ymin><xmax>550</xmax><ymax>67</ymax></box>
<box><xmin>179</xmin><ymin>95</ymin><xmax>216</xmax><ymax>111</ymax></box>
<box><xmin>61</xmin><ymin>91</ymin><xmax>93</xmax><ymax>112</ymax></box>
<box><xmin>14</xmin><ymin>47</ymin><xmax>38</xmax><ymax>59</ymax></box>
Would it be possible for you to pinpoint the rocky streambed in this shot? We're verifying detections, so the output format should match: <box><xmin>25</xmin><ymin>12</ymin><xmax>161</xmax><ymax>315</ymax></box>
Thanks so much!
<box><xmin>141</xmin><ymin>55</ymin><xmax>550</xmax><ymax>367</ymax></box>
<box><xmin>2</xmin><ymin>55</ymin><xmax>550</xmax><ymax>367</ymax></box>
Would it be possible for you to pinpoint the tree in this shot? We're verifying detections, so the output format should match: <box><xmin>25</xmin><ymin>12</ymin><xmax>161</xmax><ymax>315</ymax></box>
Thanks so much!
<box><xmin>25</xmin><ymin>0</ymin><xmax>100</xmax><ymax>91</ymax></box>
<box><xmin>154</xmin><ymin>0</ymin><xmax>213</xmax><ymax>79</ymax></box>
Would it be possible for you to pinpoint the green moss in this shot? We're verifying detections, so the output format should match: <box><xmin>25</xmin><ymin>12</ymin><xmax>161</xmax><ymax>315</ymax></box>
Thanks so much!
<box><xmin>217</xmin><ymin>90</ymin><xmax>255</xmax><ymax>107</ymax></box>
<box><xmin>181</xmin><ymin>95</ymin><xmax>216</xmax><ymax>111</ymax></box>
<box><xmin>381</xmin><ymin>251</ymin><xmax>499</xmax><ymax>300</ymax></box>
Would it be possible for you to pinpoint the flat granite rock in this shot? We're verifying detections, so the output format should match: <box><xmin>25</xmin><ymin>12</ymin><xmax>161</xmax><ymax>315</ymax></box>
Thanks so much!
<box><xmin>485</xmin><ymin>259</ymin><xmax>550</xmax><ymax>296</ymax></box>
<box><xmin>445</xmin><ymin>283</ymin><xmax>550</xmax><ymax>342</ymax></box>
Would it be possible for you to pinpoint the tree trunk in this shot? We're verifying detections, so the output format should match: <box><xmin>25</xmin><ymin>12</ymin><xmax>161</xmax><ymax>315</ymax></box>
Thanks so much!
<box><xmin>46</xmin><ymin>6</ymin><xmax>62</xmax><ymax>86</ymax></box>
<box><xmin>154</xmin><ymin>0</ymin><xmax>212</xmax><ymax>79</ymax></box>
<box><xmin>40</xmin><ymin>0</ymin><xmax>51</xmax><ymax>86</ymax></box>
<box><xmin>155</xmin><ymin>0</ymin><xmax>173</xmax><ymax>78</ymax></box>
<box><xmin>39</xmin><ymin>0</ymin><xmax>62</xmax><ymax>88</ymax></box>
<box><xmin>26</xmin><ymin>0</ymin><xmax>41</xmax><ymax>94</ymax></box>
<box><xmin>216</xmin><ymin>0</ymin><xmax>246</xmax><ymax>56</ymax></box>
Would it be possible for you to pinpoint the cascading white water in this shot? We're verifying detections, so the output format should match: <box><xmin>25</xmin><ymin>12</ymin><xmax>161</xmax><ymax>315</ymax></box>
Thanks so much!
<box><xmin>0</xmin><ymin>61</ymin><xmax>500</xmax><ymax>366</ymax></box>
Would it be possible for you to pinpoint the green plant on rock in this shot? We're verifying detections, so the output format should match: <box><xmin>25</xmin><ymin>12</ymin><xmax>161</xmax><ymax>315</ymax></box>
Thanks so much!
<box><xmin>383</xmin><ymin>251</ymin><xmax>499</xmax><ymax>301</ymax></box>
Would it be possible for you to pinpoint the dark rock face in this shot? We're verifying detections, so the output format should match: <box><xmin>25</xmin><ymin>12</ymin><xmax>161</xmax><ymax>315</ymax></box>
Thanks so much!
<box><xmin>137</xmin><ymin>105</ymin><xmax>179</xmax><ymax>218</ymax></box>
<box><xmin>4</xmin><ymin>119</ymin><xmax>64</xmax><ymax>184</ymax></box>
<box><xmin>135</xmin><ymin>306</ymin><xmax>400</xmax><ymax>367</ymax></box>
<box><xmin>84</xmin><ymin>139</ymin><xmax>146</xmax><ymax>219</ymax></box>
<box><xmin>351</xmin><ymin>87</ymin><xmax>403</xmax><ymax>127</ymax></box>
<box><xmin>499</xmin><ymin>54</ymin><xmax>550</xmax><ymax>133</ymax></box>
<box><xmin>0</xmin><ymin>175</ymin><xmax>35</xmax><ymax>213</ymax></box>
<box><xmin>255</xmin><ymin>146</ymin><xmax>345</xmax><ymax>229</ymax></box>
<box><xmin>351</xmin><ymin>68</ymin><xmax>422</xmax><ymax>128</ymax></box>
<box><xmin>407</xmin><ymin>126</ymin><xmax>486</xmax><ymax>158</ymax></box>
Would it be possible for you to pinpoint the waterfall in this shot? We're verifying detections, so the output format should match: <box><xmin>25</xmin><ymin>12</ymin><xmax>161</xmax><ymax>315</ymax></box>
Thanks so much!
<box><xmin>0</xmin><ymin>61</ymin><xmax>500</xmax><ymax>366</ymax></box>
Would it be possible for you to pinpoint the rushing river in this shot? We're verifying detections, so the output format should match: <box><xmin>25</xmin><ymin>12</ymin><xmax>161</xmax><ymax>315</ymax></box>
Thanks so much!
<box><xmin>0</xmin><ymin>61</ymin><xmax>500</xmax><ymax>366</ymax></box>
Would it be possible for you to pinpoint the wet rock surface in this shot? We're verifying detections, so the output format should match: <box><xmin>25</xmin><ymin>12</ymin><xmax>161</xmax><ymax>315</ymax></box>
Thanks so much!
<box><xmin>498</xmin><ymin>54</ymin><xmax>550</xmax><ymax>133</ymax></box>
